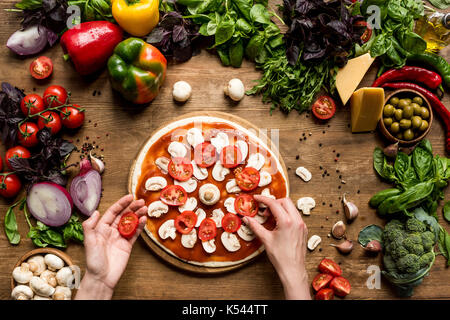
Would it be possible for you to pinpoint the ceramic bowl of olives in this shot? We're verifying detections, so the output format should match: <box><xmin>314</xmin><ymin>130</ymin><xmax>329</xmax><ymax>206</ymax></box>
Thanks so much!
<box><xmin>379</xmin><ymin>89</ymin><xmax>433</xmax><ymax>146</ymax></box>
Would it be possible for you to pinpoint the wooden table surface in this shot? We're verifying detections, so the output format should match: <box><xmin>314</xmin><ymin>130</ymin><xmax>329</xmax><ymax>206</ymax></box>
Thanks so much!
<box><xmin>0</xmin><ymin>0</ymin><xmax>449</xmax><ymax>300</ymax></box>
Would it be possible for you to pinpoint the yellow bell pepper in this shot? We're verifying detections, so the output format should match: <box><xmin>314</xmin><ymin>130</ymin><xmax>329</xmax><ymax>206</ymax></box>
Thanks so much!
<box><xmin>112</xmin><ymin>0</ymin><xmax>159</xmax><ymax>37</ymax></box>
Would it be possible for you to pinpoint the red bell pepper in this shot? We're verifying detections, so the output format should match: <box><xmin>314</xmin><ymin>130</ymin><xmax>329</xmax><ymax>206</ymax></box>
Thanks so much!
<box><xmin>60</xmin><ymin>21</ymin><xmax>123</xmax><ymax>76</ymax></box>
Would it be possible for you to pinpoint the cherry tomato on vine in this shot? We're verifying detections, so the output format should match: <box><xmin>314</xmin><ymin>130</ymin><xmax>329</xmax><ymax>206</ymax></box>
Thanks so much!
<box><xmin>20</xmin><ymin>94</ymin><xmax>45</xmax><ymax>116</ymax></box>
<box><xmin>5</xmin><ymin>146</ymin><xmax>31</xmax><ymax>170</ymax></box>
<box><xmin>60</xmin><ymin>105</ymin><xmax>85</xmax><ymax>129</ymax></box>
<box><xmin>30</xmin><ymin>56</ymin><xmax>53</xmax><ymax>80</ymax></box>
<box><xmin>0</xmin><ymin>174</ymin><xmax>22</xmax><ymax>198</ymax></box>
<box><xmin>43</xmin><ymin>85</ymin><xmax>68</xmax><ymax>107</ymax></box>
<box><xmin>0</xmin><ymin>156</ymin><xmax>3</xmax><ymax>172</ymax></box>
<box><xmin>38</xmin><ymin>111</ymin><xmax>62</xmax><ymax>135</ymax></box>
<box><xmin>18</xmin><ymin>122</ymin><xmax>39</xmax><ymax>147</ymax></box>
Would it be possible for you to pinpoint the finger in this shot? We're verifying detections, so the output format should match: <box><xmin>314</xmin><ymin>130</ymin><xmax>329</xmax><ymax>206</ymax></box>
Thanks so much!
<box><xmin>253</xmin><ymin>195</ymin><xmax>288</xmax><ymax>224</ymax></box>
<box><xmin>243</xmin><ymin>216</ymin><xmax>271</xmax><ymax>244</ymax></box>
<box><xmin>111</xmin><ymin>200</ymin><xmax>146</xmax><ymax>228</ymax></box>
<box><xmin>99</xmin><ymin>194</ymin><xmax>134</xmax><ymax>226</ymax></box>
<box><xmin>259</xmin><ymin>207</ymin><xmax>270</xmax><ymax>217</ymax></box>
<box><xmin>279</xmin><ymin>198</ymin><xmax>304</xmax><ymax>222</ymax></box>
<box><xmin>129</xmin><ymin>216</ymin><xmax>147</xmax><ymax>245</ymax></box>
<box><xmin>82</xmin><ymin>211</ymin><xmax>100</xmax><ymax>234</ymax></box>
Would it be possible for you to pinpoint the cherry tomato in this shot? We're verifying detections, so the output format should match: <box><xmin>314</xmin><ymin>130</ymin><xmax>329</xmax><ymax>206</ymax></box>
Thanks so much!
<box><xmin>160</xmin><ymin>185</ymin><xmax>188</xmax><ymax>206</ymax></box>
<box><xmin>329</xmin><ymin>276</ymin><xmax>351</xmax><ymax>297</ymax></box>
<box><xmin>318</xmin><ymin>258</ymin><xmax>342</xmax><ymax>277</ymax></box>
<box><xmin>312</xmin><ymin>273</ymin><xmax>334</xmax><ymax>292</ymax></box>
<box><xmin>60</xmin><ymin>105</ymin><xmax>85</xmax><ymax>129</ymax></box>
<box><xmin>175</xmin><ymin>211</ymin><xmax>198</xmax><ymax>235</ymax></box>
<box><xmin>30</xmin><ymin>56</ymin><xmax>53</xmax><ymax>80</ymax></box>
<box><xmin>38</xmin><ymin>111</ymin><xmax>62</xmax><ymax>135</ymax></box>
<box><xmin>220</xmin><ymin>145</ymin><xmax>242</xmax><ymax>168</ymax></box>
<box><xmin>0</xmin><ymin>174</ymin><xmax>22</xmax><ymax>198</ymax></box>
<box><xmin>222</xmin><ymin>213</ymin><xmax>242</xmax><ymax>233</ymax></box>
<box><xmin>235</xmin><ymin>167</ymin><xmax>260</xmax><ymax>191</ymax></box>
<box><xmin>168</xmin><ymin>157</ymin><xmax>193</xmax><ymax>182</ymax></box>
<box><xmin>315</xmin><ymin>288</ymin><xmax>334</xmax><ymax>300</ymax></box>
<box><xmin>198</xmin><ymin>218</ymin><xmax>217</xmax><ymax>241</ymax></box>
<box><xmin>312</xmin><ymin>96</ymin><xmax>336</xmax><ymax>120</ymax></box>
<box><xmin>118</xmin><ymin>212</ymin><xmax>140</xmax><ymax>239</ymax></box>
<box><xmin>18</xmin><ymin>122</ymin><xmax>39</xmax><ymax>148</ymax></box>
<box><xmin>194</xmin><ymin>142</ymin><xmax>217</xmax><ymax>168</ymax></box>
<box><xmin>354</xmin><ymin>20</ymin><xmax>372</xmax><ymax>44</ymax></box>
<box><xmin>20</xmin><ymin>94</ymin><xmax>45</xmax><ymax>116</ymax></box>
<box><xmin>5</xmin><ymin>146</ymin><xmax>31</xmax><ymax>170</ymax></box>
<box><xmin>0</xmin><ymin>156</ymin><xmax>2</xmax><ymax>172</ymax></box>
<box><xmin>43</xmin><ymin>85</ymin><xmax>68</xmax><ymax>107</ymax></box>
<box><xmin>234</xmin><ymin>194</ymin><xmax>258</xmax><ymax>217</ymax></box>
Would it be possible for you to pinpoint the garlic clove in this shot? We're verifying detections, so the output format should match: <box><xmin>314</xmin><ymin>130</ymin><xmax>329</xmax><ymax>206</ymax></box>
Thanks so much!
<box><xmin>343</xmin><ymin>194</ymin><xmax>358</xmax><ymax>221</ymax></box>
<box><xmin>331</xmin><ymin>221</ymin><xmax>346</xmax><ymax>239</ymax></box>
<box><xmin>90</xmin><ymin>152</ymin><xmax>105</xmax><ymax>174</ymax></box>
<box><xmin>383</xmin><ymin>142</ymin><xmax>399</xmax><ymax>158</ymax></box>
<box><xmin>330</xmin><ymin>240</ymin><xmax>353</xmax><ymax>254</ymax></box>
<box><xmin>364</xmin><ymin>240</ymin><xmax>382</xmax><ymax>253</ymax></box>
<box><xmin>307</xmin><ymin>235</ymin><xmax>321</xmax><ymax>251</ymax></box>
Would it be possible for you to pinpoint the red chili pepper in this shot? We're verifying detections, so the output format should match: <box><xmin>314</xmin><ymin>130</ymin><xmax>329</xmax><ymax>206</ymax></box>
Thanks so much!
<box><xmin>60</xmin><ymin>21</ymin><xmax>123</xmax><ymax>76</ymax></box>
<box><xmin>372</xmin><ymin>66</ymin><xmax>443</xmax><ymax>90</ymax></box>
<box><xmin>380</xmin><ymin>82</ymin><xmax>450</xmax><ymax>152</ymax></box>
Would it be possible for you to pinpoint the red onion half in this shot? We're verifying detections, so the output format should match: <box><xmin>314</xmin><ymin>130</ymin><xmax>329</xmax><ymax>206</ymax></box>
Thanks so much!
<box><xmin>27</xmin><ymin>182</ymin><xmax>73</xmax><ymax>227</ymax></box>
<box><xmin>7</xmin><ymin>25</ymin><xmax>54</xmax><ymax>56</ymax></box>
<box><xmin>70</xmin><ymin>159</ymin><xmax>102</xmax><ymax>216</ymax></box>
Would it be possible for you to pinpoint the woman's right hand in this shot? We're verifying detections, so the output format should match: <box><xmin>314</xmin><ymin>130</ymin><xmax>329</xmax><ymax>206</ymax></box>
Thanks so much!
<box><xmin>243</xmin><ymin>195</ymin><xmax>311</xmax><ymax>300</ymax></box>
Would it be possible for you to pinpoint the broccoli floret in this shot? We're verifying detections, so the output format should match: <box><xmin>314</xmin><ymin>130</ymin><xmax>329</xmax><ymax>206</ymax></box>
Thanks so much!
<box><xmin>383</xmin><ymin>255</ymin><xmax>397</xmax><ymax>272</ymax></box>
<box><xmin>397</xmin><ymin>254</ymin><xmax>420</xmax><ymax>274</ymax></box>
<box><xmin>406</xmin><ymin>218</ymin><xmax>426</xmax><ymax>233</ymax></box>
<box><xmin>419</xmin><ymin>252</ymin><xmax>434</xmax><ymax>269</ymax></box>
<box><xmin>403</xmin><ymin>234</ymin><xmax>424</xmax><ymax>255</ymax></box>
<box><xmin>389</xmin><ymin>241</ymin><xmax>409</xmax><ymax>259</ymax></box>
<box><xmin>384</xmin><ymin>220</ymin><xmax>405</xmax><ymax>233</ymax></box>
<box><xmin>384</xmin><ymin>229</ymin><xmax>404</xmax><ymax>243</ymax></box>
<box><xmin>421</xmin><ymin>231</ymin><xmax>435</xmax><ymax>251</ymax></box>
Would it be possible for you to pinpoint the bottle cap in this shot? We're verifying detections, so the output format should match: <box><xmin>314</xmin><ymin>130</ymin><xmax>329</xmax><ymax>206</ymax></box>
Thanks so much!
<box><xmin>443</xmin><ymin>13</ymin><xmax>450</xmax><ymax>29</ymax></box>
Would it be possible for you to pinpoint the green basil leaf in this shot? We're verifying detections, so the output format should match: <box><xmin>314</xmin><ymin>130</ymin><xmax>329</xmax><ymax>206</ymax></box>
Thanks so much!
<box><xmin>394</xmin><ymin>152</ymin><xmax>410</xmax><ymax>181</ymax></box>
<box><xmin>15</xmin><ymin>0</ymin><xmax>42</xmax><ymax>10</ymax></box>
<box><xmin>370</xmin><ymin>34</ymin><xmax>392</xmax><ymax>58</ymax></box>
<box><xmin>250</xmin><ymin>4</ymin><xmax>271</xmax><ymax>24</ymax></box>
<box><xmin>413</xmin><ymin>144</ymin><xmax>434</xmax><ymax>181</ymax></box>
<box><xmin>232</xmin><ymin>0</ymin><xmax>252</xmax><ymax>21</ymax></box>
<box><xmin>215</xmin><ymin>19</ymin><xmax>235</xmax><ymax>46</ymax></box>
<box><xmin>245</xmin><ymin>33</ymin><xmax>265</xmax><ymax>61</ymax></box>
<box><xmin>444</xmin><ymin>201</ymin><xmax>450</xmax><ymax>223</ymax></box>
<box><xmin>4</xmin><ymin>206</ymin><xmax>20</xmax><ymax>245</ymax></box>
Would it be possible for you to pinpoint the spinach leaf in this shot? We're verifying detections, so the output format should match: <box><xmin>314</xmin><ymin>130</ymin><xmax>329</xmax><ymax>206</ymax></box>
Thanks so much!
<box><xmin>232</xmin><ymin>0</ymin><xmax>252</xmax><ymax>21</ymax></box>
<box><xmin>250</xmin><ymin>4</ymin><xmax>271</xmax><ymax>24</ymax></box>
<box><xmin>413</xmin><ymin>143</ymin><xmax>433</xmax><ymax>181</ymax></box>
<box><xmin>438</xmin><ymin>227</ymin><xmax>450</xmax><ymax>265</ymax></box>
<box><xmin>394</xmin><ymin>152</ymin><xmax>410</xmax><ymax>181</ymax></box>
<box><xmin>358</xmin><ymin>225</ymin><xmax>384</xmax><ymax>247</ymax></box>
<box><xmin>373</xmin><ymin>147</ymin><xmax>397</xmax><ymax>182</ymax></box>
<box><xmin>444</xmin><ymin>201</ymin><xmax>450</xmax><ymax>223</ymax></box>
<box><xmin>396</xmin><ymin>29</ymin><xmax>427</xmax><ymax>55</ymax></box>
<box><xmin>215</xmin><ymin>19</ymin><xmax>235</xmax><ymax>46</ymax></box>
<box><xmin>370</xmin><ymin>34</ymin><xmax>392</xmax><ymax>58</ymax></box>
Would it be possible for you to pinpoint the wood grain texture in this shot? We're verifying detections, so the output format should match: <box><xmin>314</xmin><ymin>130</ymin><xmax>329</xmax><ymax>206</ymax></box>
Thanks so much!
<box><xmin>0</xmin><ymin>0</ymin><xmax>449</xmax><ymax>300</ymax></box>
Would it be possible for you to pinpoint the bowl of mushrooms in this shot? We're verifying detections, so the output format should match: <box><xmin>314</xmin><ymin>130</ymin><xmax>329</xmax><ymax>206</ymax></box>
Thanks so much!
<box><xmin>11</xmin><ymin>248</ymin><xmax>76</xmax><ymax>300</ymax></box>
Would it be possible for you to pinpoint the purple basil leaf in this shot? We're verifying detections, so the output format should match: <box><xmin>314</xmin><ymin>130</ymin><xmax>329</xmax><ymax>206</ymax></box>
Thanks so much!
<box><xmin>46</xmin><ymin>28</ymin><xmax>58</xmax><ymax>46</ymax></box>
<box><xmin>42</xmin><ymin>0</ymin><xmax>57</xmax><ymax>12</ymax></box>
<box><xmin>147</xmin><ymin>27</ymin><xmax>166</xmax><ymax>43</ymax></box>
<box><xmin>286</xmin><ymin>45</ymin><xmax>300</xmax><ymax>65</ymax></box>
<box><xmin>60</xmin><ymin>141</ymin><xmax>75</xmax><ymax>157</ymax></box>
<box><xmin>172</xmin><ymin>25</ymin><xmax>188</xmax><ymax>43</ymax></box>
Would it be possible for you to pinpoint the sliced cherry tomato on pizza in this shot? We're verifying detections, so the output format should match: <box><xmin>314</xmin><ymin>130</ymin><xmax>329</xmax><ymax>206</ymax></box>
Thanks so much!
<box><xmin>198</xmin><ymin>218</ymin><xmax>217</xmax><ymax>241</ymax></box>
<box><xmin>118</xmin><ymin>212</ymin><xmax>140</xmax><ymax>239</ymax></box>
<box><xmin>30</xmin><ymin>56</ymin><xmax>53</xmax><ymax>80</ymax></box>
<box><xmin>220</xmin><ymin>145</ymin><xmax>242</xmax><ymax>168</ymax></box>
<box><xmin>318</xmin><ymin>258</ymin><xmax>342</xmax><ymax>277</ymax></box>
<box><xmin>312</xmin><ymin>96</ymin><xmax>336</xmax><ymax>121</ymax></box>
<box><xmin>354</xmin><ymin>20</ymin><xmax>372</xmax><ymax>44</ymax></box>
<box><xmin>329</xmin><ymin>276</ymin><xmax>351</xmax><ymax>297</ymax></box>
<box><xmin>194</xmin><ymin>142</ymin><xmax>217</xmax><ymax>168</ymax></box>
<box><xmin>160</xmin><ymin>185</ymin><xmax>188</xmax><ymax>206</ymax></box>
<box><xmin>5</xmin><ymin>146</ymin><xmax>31</xmax><ymax>170</ymax></box>
<box><xmin>312</xmin><ymin>273</ymin><xmax>334</xmax><ymax>292</ymax></box>
<box><xmin>222</xmin><ymin>213</ymin><xmax>242</xmax><ymax>233</ymax></box>
<box><xmin>175</xmin><ymin>211</ymin><xmax>198</xmax><ymax>234</ymax></box>
<box><xmin>168</xmin><ymin>157</ymin><xmax>193</xmax><ymax>182</ymax></box>
<box><xmin>315</xmin><ymin>288</ymin><xmax>334</xmax><ymax>300</ymax></box>
<box><xmin>235</xmin><ymin>167</ymin><xmax>260</xmax><ymax>191</ymax></box>
<box><xmin>234</xmin><ymin>194</ymin><xmax>258</xmax><ymax>217</ymax></box>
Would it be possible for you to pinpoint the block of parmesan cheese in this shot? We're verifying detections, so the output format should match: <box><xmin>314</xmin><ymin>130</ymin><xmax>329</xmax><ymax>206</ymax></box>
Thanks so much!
<box><xmin>336</xmin><ymin>53</ymin><xmax>376</xmax><ymax>105</ymax></box>
<box><xmin>350</xmin><ymin>87</ymin><xmax>385</xmax><ymax>133</ymax></box>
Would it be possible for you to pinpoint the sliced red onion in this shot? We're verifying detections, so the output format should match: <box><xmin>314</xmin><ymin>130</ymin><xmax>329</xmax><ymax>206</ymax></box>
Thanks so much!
<box><xmin>70</xmin><ymin>159</ymin><xmax>102</xmax><ymax>216</ymax></box>
<box><xmin>7</xmin><ymin>25</ymin><xmax>49</xmax><ymax>56</ymax></box>
<box><xmin>27</xmin><ymin>182</ymin><xmax>73</xmax><ymax>227</ymax></box>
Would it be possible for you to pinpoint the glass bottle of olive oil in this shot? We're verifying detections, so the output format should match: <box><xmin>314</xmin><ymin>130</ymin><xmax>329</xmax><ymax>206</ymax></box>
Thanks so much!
<box><xmin>414</xmin><ymin>12</ymin><xmax>450</xmax><ymax>53</ymax></box>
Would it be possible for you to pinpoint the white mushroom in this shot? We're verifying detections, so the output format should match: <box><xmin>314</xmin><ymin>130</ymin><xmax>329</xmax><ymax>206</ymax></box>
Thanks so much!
<box><xmin>247</xmin><ymin>153</ymin><xmax>265</xmax><ymax>171</ymax></box>
<box><xmin>202</xmin><ymin>239</ymin><xmax>216</xmax><ymax>253</ymax></box>
<box><xmin>255</xmin><ymin>209</ymin><xmax>268</xmax><ymax>224</ymax></box>
<box><xmin>224</xmin><ymin>78</ymin><xmax>245</xmax><ymax>101</ymax></box>
<box><xmin>224</xmin><ymin>197</ymin><xmax>236</xmax><ymax>214</ymax></box>
<box><xmin>178</xmin><ymin>197</ymin><xmax>197</xmax><ymax>213</ymax></box>
<box><xmin>145</xmin><ymin>176</ymin><xmax>167</xmax><ymax>191</ymax></box>
<box><xmin>296</xmin><ymin>166</ymin><xmax>312</xmax><ymax>182</ymax></box>
<box><xmin>221</xmin><ymin>232</ymin><xmax>241</xmax><ymax>252</ymax></box>
<box><xmin>296</xmin><ymin>197</ymin><xmax>316</xmax><ymax>215</ymax></box>
<box><xmin>53</xmin><ymin>286</ymin><xmax>72</xmax><ymax>300</ymax></box>
<box><xmin>33</xmin><ymin>295</ymin><xmax>51</xmax><ymax>300</ymax></box>
<box><xmin>212</xmin><ymin>161</ymin><xmax>230</xmax><ymax>182</ymax></box>
<box><xmin>259</xmin><ymin>188</ymin><xmax>275</xmax><ymax>208</ymax></box>
<box><xmin>27</xmin><ymin>255</ymin><xmax>46</xmax><ymax>276</ymax></box>
<box><xmin>147</xmin><ymin>200</ymin><xmax>169</xmax><ymax>218</ymax></box>
<box><xmin>11</xmin><ymin>285</ymin><xmax>34</xmax><ymax>300</ymax></box>
<box><xmin>210</xmin><ymin>132</ymin><xmax>229</xmax><ymax>154</ymax></box>
<box><xmin>211</xmin><ymin>209</ymin><xmax>225</xmax><ymax>228</ymax></box>
<box><xmin>158</xmin><ymin>219</ymin><xmax>177</xmax><ymax>240</ymax></box>
<box><xmin>191</xmin><ymin>160</ymin><xmax>208</xmax><ymax>180</ymax></box>
<box><xmin>236</xmin><ymin>140</ymin><xmax>248</xmax><ymax>162</ymax></box>
<box><xmin>237</xmin><ymin>223</ymin><xmax>255</xmax><ymax>241</ymax></box>
<box><xmin>181</xmin><ymin>229</ymin><xmax>197</xmax><ymax>249</ymax></box>
<box><xmin>155</xmin><ymin>157</ymin><xmax>170</xmax><ymax>174</ymax></box>
<box><xmin>56</xmin><ymin>267</ymin><xmax>75</xmax><ymax>288</ymax></box>
<box><xmin>40</xmin><ymin>270</ymin><xmax>57</xmax><ymax>287</ymax></box>
<box><xmin>186</xmin><ymin>127</ymin><xmax>204</xmax><ymax>148</ymax></box>
<box><xmin>195</xmin><ymin>208</ymin><xmax>206</xmax><ymax>227</ymax></box>
<box><xmin>258</xmin><ymin>171</ymin><xmax>272</xmax><ymax>187</ymax></box>
<box><xmin>44</xmin><ymin>254</ymin><xmax>64</xmax><ymax>271</ymax></box>
<box><xmin>168</xmin><ymin>141</ymin><xmax>188</xmax><ymax>158</ymax></box>
<box><xmin>198</xmin><ymin>183</ymin><xmax>220</xmax><ymax>206</ymax></box>
<box><xmin>175</xmin><ymin>178</ymin><xmax>197</xmax><ymax>193</ymax></box>
<box><xmin>29</xmin><ymin>276</ymin><xmax>55</xmax><ymax>297</ymax></box>
<box><xmin>226</xmin><ymin>179</ymin><xmax>241</xmax><ymax>193</ymax></box>
<box><xmin>172</xmin><ymin>81</ymin><xmax>192</xmax><ymax>103</ymax></box>
<box><xmin>12</xmin><ymin>263</ymin><xmax>33</xmax><ymax>284</ymax></box>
